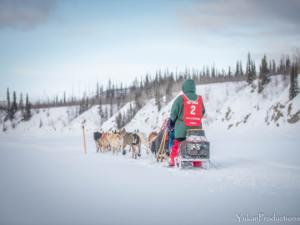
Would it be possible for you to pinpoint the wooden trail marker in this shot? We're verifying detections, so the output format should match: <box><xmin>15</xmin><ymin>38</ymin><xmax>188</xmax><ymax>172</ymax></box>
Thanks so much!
<box><xmin>82</xmin><ymin>121</ymin><xmax>87</xmax><ymax>154</ymax></box>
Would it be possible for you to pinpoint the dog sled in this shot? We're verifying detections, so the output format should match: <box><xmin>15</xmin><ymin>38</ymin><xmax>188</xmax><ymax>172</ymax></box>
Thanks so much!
<box><xmin>149</xmin><ymin>118</ymin><xmax>211</xmax><ymax>170</ymax></box>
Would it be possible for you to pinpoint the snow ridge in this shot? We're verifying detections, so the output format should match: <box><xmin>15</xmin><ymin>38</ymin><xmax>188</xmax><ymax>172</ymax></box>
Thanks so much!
<box><xmin>1</xmin><ymin>75</ymin><xmax>300</xmax><ymax>138</ymax></box>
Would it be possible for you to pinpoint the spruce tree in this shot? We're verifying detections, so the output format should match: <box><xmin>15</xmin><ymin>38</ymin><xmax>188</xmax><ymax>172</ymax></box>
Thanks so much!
<box><xmin>135</xmin><ymin>90</ymin><xmax>141</xmax><ymax>110</ymax></box>
<box><xmin>211</xmin><ymin>64</ymin><xmax>216</xmax><ymax>79</ymax></box>
<box><xmin>289</xmin><ymin>64</ymin><xmax>299</xmax><ymax>100</ymax></box>
<box><xmin>165</xmin><ymin>76</ymin><xmax>173</xmax><ymax>103</ymax></box>
<box><xmin>228</xmin><ymin>66</ymin><xmax>232</xmax><ymax>77</ymax></box>
<box><xmin>116</xmin><ymin>112</ymin><xmax>122</xmax><ymax>129</ymax></box>
<box><xmin>155</xmin><ymin>87</ymin><xmax>163</xmax><ymax>112</ymax></box>
<box><xmin>105</xmin><ymin>106</ymin><xmax>108</xmax><ymax>121</ymax></box>
<box><xmin>100</xmin><ymin>85</ymin><xmax>104</xmax><ymax>102</ymax></box>
<box><xmin>251</xmin><ymin>61</ymin><xmax>257</xmax><ymax>80</ymax></box>
<box><xmin>10</xmin><ymin>91</ymin><xmax>17</xmax><ymax>120</ymax></box>
<box><xmin>119</xmin><ymin>82</ymin><xmax>123</xmax><ymax>99</ymax></box>
<box><xmin>295</xmin><ymin>65</ymin><xmax>299</xmax><ymax>97</ymax></box>
<box><xmin>145</xmin><ymin>73</ymin><xmax>151</xmax><ymax>97</ymax></box>
<box><xmin>246</xmin><ymin>52</ymin><xmax>252</xmax><ymax>84</ymax></box>
<box><xmin>24</xmin><ymin>94</ymin><xmax>31</xmax><ymax>121</ymax></box>
<box><xmin>99</xmin><ymin>97</ymin><xmax>103</xmax><ymax>118</ymax></box>
<box><xmin>127</xmin><ymin>107</ymin><xmax>131</xmax><ymax>122</ymax></box>
<box><xmin>235</xmin><ymin>61</ymin><xmax>240</xmax><ymax>77</ymax></box>
<box><xmin>6</xmin><ymin>88</ymin><xmax>10</xmax><ymax>121</ymax></box>
<box><xmin>96</xmin><ymin>82</ymin><xmax>100</xmax><ymax>98</ymax></box>
<box><xmin>272</xmin><ymin>60</ymin><xmax>276</xmax><ymax>74</ymax></box>
<box><xmin>280</xmin><ymin>57</ymin><xmax>285</xmax><ymax>74</ymax></box>
<box><xmin>134</xmin><ymin>80</ymin><xmax>143</xmax><ymax>110</ymax></box>
<box><xmin>112</xmin><ymin>84</ymin><xmax>115</xmax><ymax>99</ymax></box>
<box><xmin>258</xmin><ymin>55</ymin><xmax>270</xmax><ymax>93</ymax></box>
<box><xmin>79</xmin><ymin>97</ymin><xmax>85</xmax><ymax>115</ymax></box>
<box><xmin>129</xmin><ymin>100</ymin><xmax>134</xmax><ymax>119</ymax></box>
<box><xmin>92</xmin><ymin>96</ymin><xmax>95</xmax><ymax>107</ymax></box>
<box><xmin>110</xmin><ymin>97</ymin><xmax>113</xmax><ymax>117</ymax></box>
<box><xmin>289</xmin><ymin>64</ymin><xmax>295</xmax><ymax>100</ymax></box>
<box><xmin>19</xmin><ymin>93</ymin><xmax>24</xmax><ymax>113</ymax></box>
<box><xmin>85</xmin><ymin>97</ymin><xmax>89</xmax><ymax>111</ymax></box>
<box><xmin>3</xmin><ymin>123</ymin><xmax>7</xmax><ymax>132</ymax></box>
<box><xmin>286</xmin><ymin>56</ymin><xmax>291</xmax><ymax>73</ymax></box>
<box><xmin>117</xmin><ymin>93</ymin><xmax>120</xmax><ymax>110</ymax></box>
<box><xmin>123</xmin><ymin>111</ymin><xmax>126</xmax><ymax>127</ymax></box>
<box><xmin>240</xmin><ymin>60</ymin><xmax>244</xmax><ymax>76</ymax></box>
<box><xmin>206</xmin><ymin>66</ymin><xmax>210</xmax><ymax>77</ymax></box>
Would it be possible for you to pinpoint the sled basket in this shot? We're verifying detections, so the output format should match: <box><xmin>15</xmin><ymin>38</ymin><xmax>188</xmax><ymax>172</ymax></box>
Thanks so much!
<box><xmin>179</xmin><ymin>141</ymin><xmax>210</xmax><ymax>159</ymax></box>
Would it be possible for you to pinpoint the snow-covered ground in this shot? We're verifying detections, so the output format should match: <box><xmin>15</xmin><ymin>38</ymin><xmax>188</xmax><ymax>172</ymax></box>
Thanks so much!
<box><xmin>0</xmin><ymin>131</ymin><xmax>299</xmax><ymax>225</ymax></box>
<box><xmin>1</xmin><ymin>75</ymin><xmax>300</xmax><ymax>224</ymax></box>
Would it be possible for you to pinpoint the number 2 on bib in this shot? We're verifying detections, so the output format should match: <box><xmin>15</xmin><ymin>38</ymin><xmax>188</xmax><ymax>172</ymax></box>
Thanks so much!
<box><xmin>191</xmin><ymin>105</ymin><xmax>196</xmax><ymax>115</ymax></box>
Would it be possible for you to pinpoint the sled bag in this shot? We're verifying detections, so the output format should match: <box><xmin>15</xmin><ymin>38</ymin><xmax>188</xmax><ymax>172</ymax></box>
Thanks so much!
<box><xmin>186</xmin><ymin>129</ymin><xmax>207</xmax><ymax>141</ymax></box>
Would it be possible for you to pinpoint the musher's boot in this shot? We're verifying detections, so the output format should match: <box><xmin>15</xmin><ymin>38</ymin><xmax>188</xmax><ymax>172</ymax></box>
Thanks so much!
<box><xmin>169</xmin><ymin>158</ymin><xmax>175</xmax><ymax>166</ymax></box>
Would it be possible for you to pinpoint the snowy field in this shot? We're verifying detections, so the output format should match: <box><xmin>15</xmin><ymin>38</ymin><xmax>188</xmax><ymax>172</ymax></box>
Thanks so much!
<box><xmin>0</xmin><ymin>130</ymin><xmax>300</xmax><ymax>225</ymax></box>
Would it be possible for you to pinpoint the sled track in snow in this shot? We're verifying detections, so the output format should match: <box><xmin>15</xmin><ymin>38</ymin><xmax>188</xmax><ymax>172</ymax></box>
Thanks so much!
<box><xmin>234</xmin><ymin>157</ymin><xmax>300</xmax><ymax>170</ymax></box>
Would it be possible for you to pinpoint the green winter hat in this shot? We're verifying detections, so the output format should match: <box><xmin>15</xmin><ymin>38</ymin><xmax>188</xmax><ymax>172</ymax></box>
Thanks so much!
<box><xmin>182</xmin><ymin>79</ymin><xmax>196</xmax><ymax>94</ymax></box>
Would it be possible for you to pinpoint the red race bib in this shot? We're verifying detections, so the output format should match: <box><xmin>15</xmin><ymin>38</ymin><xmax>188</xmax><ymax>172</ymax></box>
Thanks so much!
<box><xmin>181</xmin><ymin>94</ymin><xmax>203</xmax><ymax>127</ymax></box>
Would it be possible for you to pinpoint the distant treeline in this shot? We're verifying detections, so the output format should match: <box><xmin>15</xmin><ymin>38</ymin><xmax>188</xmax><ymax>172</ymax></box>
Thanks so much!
<box><xmin>2</xmin><ymin>51</ymin><xmax>299</xmax><ymax>126</ymax></box>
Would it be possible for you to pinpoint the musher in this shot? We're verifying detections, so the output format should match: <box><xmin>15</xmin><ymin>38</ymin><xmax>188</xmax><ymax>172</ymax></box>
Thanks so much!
<box><xmin>167</xmin><ymin>79</ymin><xmax>205</xmax><ymax>167</ymax></box>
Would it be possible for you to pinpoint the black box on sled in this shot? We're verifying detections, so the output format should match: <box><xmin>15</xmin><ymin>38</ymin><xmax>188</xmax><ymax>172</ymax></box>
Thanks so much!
<box><xmin>179</xmin><ymin>129</ymin><xmax>210</xmax><ymax>159</ymax></box>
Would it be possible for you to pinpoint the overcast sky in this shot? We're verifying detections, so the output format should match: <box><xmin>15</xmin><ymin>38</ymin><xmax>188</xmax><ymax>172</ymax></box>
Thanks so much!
<box><xmin>1</xmin><ymin>0</ymin><xmax>300</xmax><ymax>102</ymax></box>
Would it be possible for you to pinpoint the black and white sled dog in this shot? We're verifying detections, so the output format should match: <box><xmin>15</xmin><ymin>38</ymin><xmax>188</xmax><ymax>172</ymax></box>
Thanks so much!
<box><xmin>93</xmin><ymin>132</ymin><xmax>103</xmax><ymax>153</ymax></box>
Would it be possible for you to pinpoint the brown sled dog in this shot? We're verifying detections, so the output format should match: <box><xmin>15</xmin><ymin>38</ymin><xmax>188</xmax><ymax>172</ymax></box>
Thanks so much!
<box><xmin>94</xmin><ymin>132</ymin><xmax>103</xmax><ymax>152</ymax></box>
<box><xmin>148</xmin><ymin>131</ymin><xmax>158</xmax><ymax>148</ymax></box>
<box><xmin>102</xmin><ymin>131</ymin><xmax>111</xmax><ymax>153</ymax></box>
<box><xmin>107</xmin><ymin>132</ymin><xmax>123</xmax><ymax>156</ymax></box>
<box><xmin>120</xmin><ymin>128</ymin><xmax>141</xmax><ymax>159</ymax></box>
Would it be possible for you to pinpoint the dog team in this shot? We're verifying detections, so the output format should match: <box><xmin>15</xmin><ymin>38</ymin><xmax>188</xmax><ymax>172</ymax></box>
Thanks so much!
<box><xmin>93</xmin><ymin>128</ymin><xmax>151</xmax><ymax>159</ymax></box>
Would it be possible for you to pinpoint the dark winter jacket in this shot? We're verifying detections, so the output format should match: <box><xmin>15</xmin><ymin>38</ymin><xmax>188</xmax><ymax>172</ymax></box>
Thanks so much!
<box><xmin>170</xmin><ymin>79</ymin><xmax>206</xmax><ymax>138</ymax></box>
